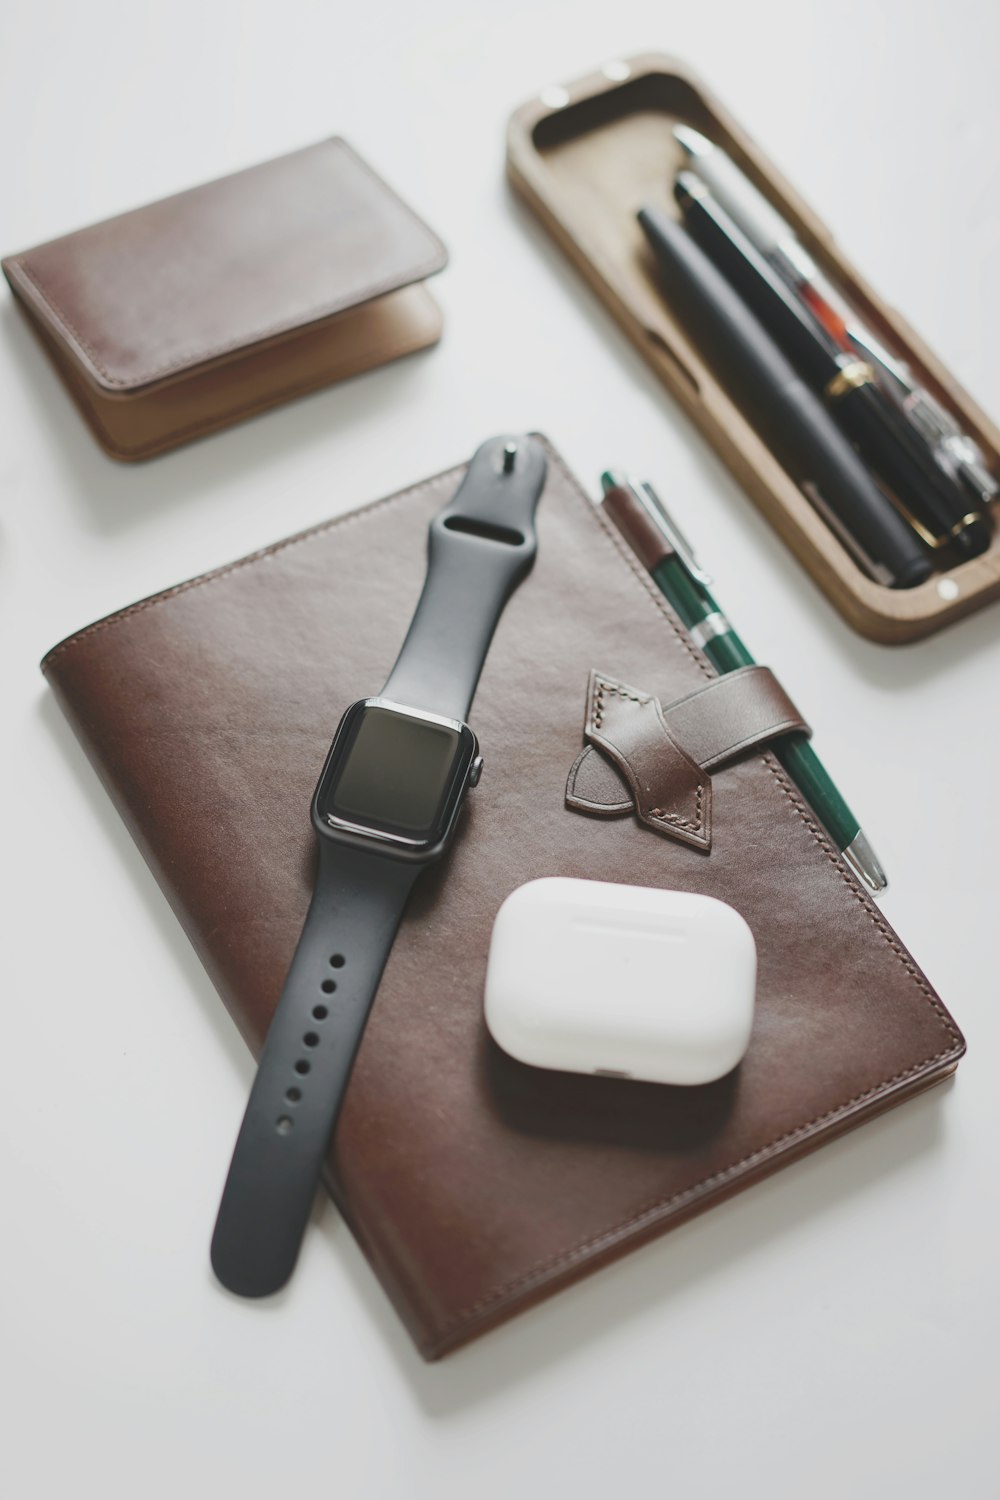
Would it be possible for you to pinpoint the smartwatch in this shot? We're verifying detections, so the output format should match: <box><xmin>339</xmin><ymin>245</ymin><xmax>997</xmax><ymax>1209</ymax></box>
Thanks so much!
<box><xmin>211</xmin><ymin>434</ymin><xmax>547</xmax><ymax>1297</ymax></box>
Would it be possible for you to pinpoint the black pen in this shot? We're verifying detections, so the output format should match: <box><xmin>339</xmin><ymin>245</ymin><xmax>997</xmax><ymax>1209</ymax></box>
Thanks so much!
<box><xmin>674</xmin><ymin>171</ymin><xmax>990</xmax><ymax>560</ymax></box>
<box><xmin>636</xmin><ymin>204</ymin><xmax>932</xmax><ymax>588</ymax></box>
<box><xmin>672</xmin><ymin>125</ymin><xmax>998</xmax><ymax>511</ymax></box>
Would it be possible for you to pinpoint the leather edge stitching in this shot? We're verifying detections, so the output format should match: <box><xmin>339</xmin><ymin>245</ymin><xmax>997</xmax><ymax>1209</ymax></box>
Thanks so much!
<box><xmin>590</xmin><ymin>674</ymin><xmax>707</xmax><ymax>836</ymax></box>
<box><xmin>40</xmin><ymin>466</ymin><xmax>464</xmax><ymax>669</ymax></box>
<box><xmin>421</xmin><ymin>1042</ymin><xmax>960</xmax><ymax>1354</ymax></box>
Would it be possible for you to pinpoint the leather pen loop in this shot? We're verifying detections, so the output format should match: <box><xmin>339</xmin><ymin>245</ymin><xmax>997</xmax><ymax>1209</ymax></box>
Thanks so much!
<box><xmin>567</xmin><ymin>666</ymin><xmax>810</xmax><ymax>852</ymax></box>
<box><xmin>583</xmin><ymin>671</ymin><xmax>712</xmax><ymax>852</ymax></box>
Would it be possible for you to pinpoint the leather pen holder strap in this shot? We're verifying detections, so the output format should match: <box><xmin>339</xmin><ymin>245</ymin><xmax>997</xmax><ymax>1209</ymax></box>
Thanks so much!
<box><xmin>566</xmin><ymin>665</ymin><xmax>809</xmax><ymax>852</ymax></box>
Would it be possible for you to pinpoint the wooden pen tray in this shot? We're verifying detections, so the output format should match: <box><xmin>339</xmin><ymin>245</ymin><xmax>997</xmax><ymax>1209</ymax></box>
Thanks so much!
<box><xmin>506</xmin><ymin>53</ymin><xmax>1000</xmax><ymax>643</ymax></box>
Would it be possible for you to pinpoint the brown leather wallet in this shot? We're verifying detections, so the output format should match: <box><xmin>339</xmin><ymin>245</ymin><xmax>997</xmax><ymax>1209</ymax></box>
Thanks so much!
<box><xmin>3</xmin><ymin>137</ymin><xmax>447</xmax><ymax>460</ymax></box>
<box><xmin>41</xmin><ymin>437</ymin><xmax>964</xmax><ymax>1358</ymax></box>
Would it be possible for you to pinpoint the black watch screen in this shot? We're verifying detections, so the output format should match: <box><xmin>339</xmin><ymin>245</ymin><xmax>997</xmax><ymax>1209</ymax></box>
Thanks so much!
<box><xmin>314</xmin><ymin>699</ymin><xmax>478</xmax><ymax>852</ymax></box>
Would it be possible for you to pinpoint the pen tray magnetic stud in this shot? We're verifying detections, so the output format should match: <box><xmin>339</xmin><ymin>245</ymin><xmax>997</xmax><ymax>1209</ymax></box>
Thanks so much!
<box><xmin>506</xmin><ymin>53</ymin><xmax>1000</xmax><ymax>643</ymax></box>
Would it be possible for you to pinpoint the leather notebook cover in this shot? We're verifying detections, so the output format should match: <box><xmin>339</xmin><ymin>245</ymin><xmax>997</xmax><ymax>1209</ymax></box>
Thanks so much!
<box><xmin>41</xmin><ymin>438</ymin><xmax>964</xmax><ymax>1358</ymax></box>
<box><xmin>3</xmin><ymin>137</ymin><xmax>447</xmax><ymax>461</ymax></box>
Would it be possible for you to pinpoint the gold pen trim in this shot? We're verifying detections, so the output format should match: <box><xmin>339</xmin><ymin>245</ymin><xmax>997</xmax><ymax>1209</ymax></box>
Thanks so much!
<box><xmin>949</xmin><ymin>511</ymin><xmax>986</xmax><ymax>540</ymax></box>
<box><xmin>824</xmin><ymin>360</ymin><xmax>876</xmax><ymax>402</ymax></box>
<box><xmin>878</xmin><ymin>491</ymin><xmax>985</xmax><ymax>552</ymax></box>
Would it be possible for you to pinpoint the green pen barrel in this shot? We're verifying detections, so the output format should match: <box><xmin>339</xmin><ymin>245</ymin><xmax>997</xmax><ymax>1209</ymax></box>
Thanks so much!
<box><xmin>774</xmin><ymin>736</ymin><xmax>860</xmax><ymax>847</ymax></box>
<box><xmin>652</xmin><ymin>556</ymin><xmax>754</xmax><ymax>671</ymax></box>
<box><xmin>651</xmin><ymin>556</ymin><xmax>861</xmax><ymax>850</ymax></box>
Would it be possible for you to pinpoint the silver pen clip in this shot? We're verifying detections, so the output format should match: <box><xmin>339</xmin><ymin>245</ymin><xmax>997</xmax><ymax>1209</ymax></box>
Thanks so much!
<box><xmin>625</xmin><ymin>477</ymin><xmax>713</xmax><ymax>587</ymax></box>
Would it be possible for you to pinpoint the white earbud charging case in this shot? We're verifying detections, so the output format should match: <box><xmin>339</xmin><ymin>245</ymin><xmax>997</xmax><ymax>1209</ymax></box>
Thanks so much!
<box><xmin>484</xmin><ymin>876</ymin><xmax>757</xmax><ymax>1086</ymax></box>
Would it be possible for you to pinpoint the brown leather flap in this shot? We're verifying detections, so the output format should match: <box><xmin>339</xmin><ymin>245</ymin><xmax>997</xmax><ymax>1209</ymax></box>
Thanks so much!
<box><xmin>567</xmin><ymin>665</ymin><xmax>809</xmax><ymax>845</ymax></box>
<box><xmin>582</xmin><ymin>670</ymin><xmax>712</xmax><ymax>851</ymax></box>
<box><xmin>3</xmin><ymin>137</ymin><xmax>446</xmax><ymax>393</ymax></box>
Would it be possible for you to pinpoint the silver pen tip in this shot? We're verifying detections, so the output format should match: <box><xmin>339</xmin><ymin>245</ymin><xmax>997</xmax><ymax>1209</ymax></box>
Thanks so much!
<box><xmin>843</xmin><ymin>831</ymin><xmax>888</xmax><ymax>894</ymax></box>
<box><xmin>673</xmin><ymin>124</ymin><xmax>715</xmax><ymax>159</ymax></box>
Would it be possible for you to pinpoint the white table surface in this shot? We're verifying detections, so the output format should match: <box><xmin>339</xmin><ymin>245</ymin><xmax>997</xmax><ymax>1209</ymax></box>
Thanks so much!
<box><xmin>4</xmin><ymin>2</ymin><xmax>999</xmax><ymax>1496</ymax></box>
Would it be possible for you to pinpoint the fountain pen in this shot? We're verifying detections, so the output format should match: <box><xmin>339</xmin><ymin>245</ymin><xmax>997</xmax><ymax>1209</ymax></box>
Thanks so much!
<box><xmin>636</xmin><ymin>203</ymin><xmax>931</xmax><ymax>587</ymax></box>
<box><xmin>672</xmin><ymin>125</ymin><xmax>998</xmax><ymax>512</ymax></box>
<box><xmin>673</xmin><ymin>171</ymin><xmax>990</xmax><ymax>559</ymax></box>
<box><xmin>601</xmin><ymin>470</ymin><xmax>888</xmax><ymax>894</ymax></box>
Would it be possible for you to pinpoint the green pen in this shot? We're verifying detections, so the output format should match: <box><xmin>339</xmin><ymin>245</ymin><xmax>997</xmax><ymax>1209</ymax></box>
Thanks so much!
<box><xmin>601</xmin><ymin>471</ymin><xmax>887</xmax><ymax>894</ymax></box>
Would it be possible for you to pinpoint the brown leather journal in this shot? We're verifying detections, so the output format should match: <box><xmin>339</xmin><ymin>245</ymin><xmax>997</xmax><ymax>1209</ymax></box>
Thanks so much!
<box><xmin>3</xmin><ymin>138</ymin><xmax>447</xmax><ymax>460</ymax></box>
<box><xmin>41</xmin><ymin>438</ymin><xmax>964</xmax><ymax>1358</ymax></box>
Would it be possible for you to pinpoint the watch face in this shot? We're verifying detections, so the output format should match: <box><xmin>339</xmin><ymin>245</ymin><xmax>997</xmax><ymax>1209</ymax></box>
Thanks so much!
<box><xmin>315</xmin><ymin>700</ymin><xmax>477</xmax><ymax>852</ymax></box>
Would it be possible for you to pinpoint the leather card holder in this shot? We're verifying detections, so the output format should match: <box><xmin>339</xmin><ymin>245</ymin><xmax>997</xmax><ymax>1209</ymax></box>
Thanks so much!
<box><xmin>3</xmin><ymin>137</ymin><xmax>447</xmax><ymax>460</ymax></box>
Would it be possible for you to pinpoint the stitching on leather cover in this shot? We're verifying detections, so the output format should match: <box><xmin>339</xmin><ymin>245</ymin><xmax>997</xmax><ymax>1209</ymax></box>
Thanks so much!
<box><xmin>591</xmin><ymin>675</ymin><xmax>704</xmax><ymax>834</ymax></box>
<box><xmin>592</xmin><ymin>677</ymin><xmax>647</xmax><ymax>727</ymax></box>
<box><xmin>647</xmin><ymin>783</ymin><xmax>703</xmax><ymax>833</ymax></box>
<box><xmin>569</xmin><ymin>664</ymin><xmax>808</xmax><ymax>801</ymax></box>
<box><xmin>425</xmin><ymin>1045</ymin><xmax>956</xmax><ymax>1352</ymax></box>
<box><xmin>11</xmin><ymin>140</ymin><xmax>447</xmax><ymax>388</ymax></box>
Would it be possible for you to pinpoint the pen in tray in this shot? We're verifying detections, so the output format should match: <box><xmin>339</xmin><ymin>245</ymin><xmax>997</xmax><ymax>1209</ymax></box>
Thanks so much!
<box><xmin>670</xmin><ymin>170</ymin><xmax>991</xmax><ymax>561</ymax></box>
<box><xmin>600</xmin><ymin>470</ymin><xmax>887</xmax><ymax>895</ymax></box>
<box><xmin>636</xmin><ymin>202</ymin><xmax>931</xmax><ymax>589</ymax></box>
<box><xmin>672</xmin><ymin>124</ymin><xmax>998</xmax><ymax>513</ymax></box>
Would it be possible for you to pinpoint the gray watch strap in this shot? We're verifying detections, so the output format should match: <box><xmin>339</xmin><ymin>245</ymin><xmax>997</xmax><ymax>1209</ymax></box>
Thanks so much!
<box><xmin>211</xmin><ymin>435</ymin><xmax>547</xmax><ymax>1298</ymax></box>
<box><xmin>381</xmin><ymin>435</ymin><xmax>547</xmax><ymax>720</ymax></box>
<box><xmin>211</xmin><ymin>842</ymin><xmax>418</xmax><ymax>1297</ymax></box>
